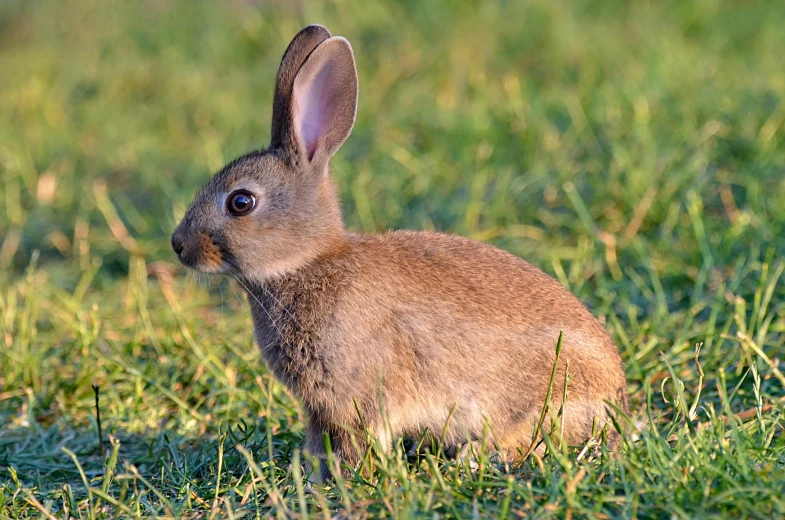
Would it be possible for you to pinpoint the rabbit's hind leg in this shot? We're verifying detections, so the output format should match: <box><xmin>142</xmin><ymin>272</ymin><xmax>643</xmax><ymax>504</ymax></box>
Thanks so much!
<box><xmin>495</xmin><ymin>400</ymin><xmax>620</xmax><ymax>462</ymax></box>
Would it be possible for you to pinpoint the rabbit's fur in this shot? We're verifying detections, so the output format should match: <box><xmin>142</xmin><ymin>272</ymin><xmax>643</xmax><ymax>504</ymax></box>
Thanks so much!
<box><xmin>172</xmin><ymin>25</ymin><xmax>627</xmax><ymax>479</ymax></box>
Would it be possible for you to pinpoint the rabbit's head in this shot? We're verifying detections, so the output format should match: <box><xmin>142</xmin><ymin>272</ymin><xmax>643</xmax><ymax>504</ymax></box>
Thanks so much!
<box><xmin>171</xmin><ymin>25</ymin><xmax>357</xmax><ymax>281</ymax></box>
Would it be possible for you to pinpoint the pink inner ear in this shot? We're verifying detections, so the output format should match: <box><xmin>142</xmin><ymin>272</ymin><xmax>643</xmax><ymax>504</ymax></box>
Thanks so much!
<box><xmin>295</xmin><ymin>60</ymin><xmax>333</xmax><ymax>161</ymax></box>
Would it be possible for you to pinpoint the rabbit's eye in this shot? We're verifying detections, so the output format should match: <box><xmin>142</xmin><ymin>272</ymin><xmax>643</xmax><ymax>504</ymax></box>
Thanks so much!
<box><xmin>227</xmin><ymin>190</ymin><xmax>256</xmax><ymax>216</ymax></box>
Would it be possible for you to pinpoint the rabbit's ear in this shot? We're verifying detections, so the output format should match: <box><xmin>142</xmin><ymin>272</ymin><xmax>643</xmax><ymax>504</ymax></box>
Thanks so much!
<box><xmin>270</xmin><ymin>25</ymin><xmax>332</xmax><ymax>152</ymax></box>
<box><xmin>289</xmin><ymin>36</ymin><xmax>358</xmax><ymax>167</ymax></box>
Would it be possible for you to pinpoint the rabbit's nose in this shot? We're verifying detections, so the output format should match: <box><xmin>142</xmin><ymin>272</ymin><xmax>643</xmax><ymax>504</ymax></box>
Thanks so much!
<box><xmin>171</xmin><ymin>233</ymin><xmax>184</xmax><ymax>256</ymax></box>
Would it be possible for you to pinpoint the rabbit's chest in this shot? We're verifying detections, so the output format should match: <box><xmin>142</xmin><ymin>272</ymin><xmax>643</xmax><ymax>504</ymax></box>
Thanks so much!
<box><xmin>245</xmin><ymin>280</ymin><xmax>343</xmax><ymax>401</ymax></box>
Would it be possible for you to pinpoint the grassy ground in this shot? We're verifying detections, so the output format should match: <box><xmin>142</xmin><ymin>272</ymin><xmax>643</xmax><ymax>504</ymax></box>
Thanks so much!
<box><xmin>2</xmin><ymin>0</ymin><xmax>785</xmax><ymax>517</ymax></box>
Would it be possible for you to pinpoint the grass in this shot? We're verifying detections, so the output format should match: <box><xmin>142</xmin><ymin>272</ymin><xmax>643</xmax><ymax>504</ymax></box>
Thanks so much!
<box><xmin>2</xmin><ymin>0</ymin><xmax>785</xmax><ymax>517</ymax></box>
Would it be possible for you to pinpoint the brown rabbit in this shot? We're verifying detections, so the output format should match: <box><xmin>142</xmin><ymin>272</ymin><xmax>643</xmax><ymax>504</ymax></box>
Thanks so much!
<box><xmin>171</xmin><ymin>25</ymin><xmax>627</xmax><ymax>480</ymax></box>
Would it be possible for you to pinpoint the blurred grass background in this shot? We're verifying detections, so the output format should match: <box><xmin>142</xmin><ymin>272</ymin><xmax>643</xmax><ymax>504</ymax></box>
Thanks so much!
<box><xmin>2</xmin><ymin>0</ymin><xmax>785</xmax><ymax>517</ymax></box>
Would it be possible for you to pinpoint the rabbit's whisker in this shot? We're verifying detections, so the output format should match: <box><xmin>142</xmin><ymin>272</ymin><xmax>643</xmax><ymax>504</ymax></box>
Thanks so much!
<box><xmin>255</xmin><ymin>282</ymin><xmax>302</xmax><ymax>329</ymax></box>
<box><xmin>231</xmin><ymin>275</ymin><xmax>290</xmax><ymax>341</ymax></box>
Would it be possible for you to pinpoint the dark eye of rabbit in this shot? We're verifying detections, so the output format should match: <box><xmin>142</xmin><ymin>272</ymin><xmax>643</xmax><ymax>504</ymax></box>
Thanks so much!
<box><xmin>227</xmin><ymin>190</ymin><xmax>256</xmax><ymax>216</ymax></box>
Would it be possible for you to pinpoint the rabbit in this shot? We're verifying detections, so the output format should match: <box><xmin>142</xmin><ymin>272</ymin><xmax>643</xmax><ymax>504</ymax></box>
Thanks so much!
<box><xmin>171</xmin><ymin>24</ymin><xmax>627</xmax><ymax>481</ymax></box>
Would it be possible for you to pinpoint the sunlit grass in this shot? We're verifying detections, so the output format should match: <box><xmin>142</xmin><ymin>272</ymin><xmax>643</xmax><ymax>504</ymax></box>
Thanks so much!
<box><xmin>2</xmin><ymin>0</ymin><xmax>785</xmax><ymax>517</ymax></box>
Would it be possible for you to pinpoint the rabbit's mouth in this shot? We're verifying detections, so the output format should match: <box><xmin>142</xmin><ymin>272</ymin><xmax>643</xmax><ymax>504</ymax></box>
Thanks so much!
<box><xmin>192</xmin><ymin>231</ymin><xmax>226</xmax><ymax>272</ymax></box>
<box><xmin>171</xmin><ymin>229</ymin><xmax>234</xmax><ymax>275</ymax></box>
